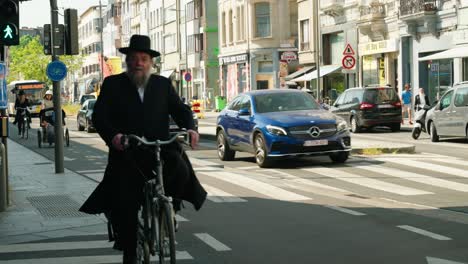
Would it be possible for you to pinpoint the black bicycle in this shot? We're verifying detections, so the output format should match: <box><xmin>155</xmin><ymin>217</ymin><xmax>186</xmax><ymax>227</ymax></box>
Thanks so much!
<box><xmin>16</xmin><ymin>107</ymin><xmax>30</xmax><ymax>139</ymax></box>
<box><xmin>124</xmin><ymin>131</ymin><xmax>189</xmax><ymax>264</ymax></box>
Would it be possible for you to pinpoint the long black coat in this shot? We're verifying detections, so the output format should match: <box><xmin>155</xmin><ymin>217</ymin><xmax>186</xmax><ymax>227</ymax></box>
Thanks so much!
<box><xmin>414</xmin><ymin>94</ymin><xmax>430</xmax><ymax>111</ymax></box>
<box><xmin>80</xmin><ymin>73</ymin><xmax>207</xmax><ymax>215</ymax></box>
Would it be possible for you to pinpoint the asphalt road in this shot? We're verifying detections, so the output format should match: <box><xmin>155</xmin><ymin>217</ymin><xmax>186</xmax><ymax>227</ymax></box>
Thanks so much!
<box><xmin>5</xmin><ymin>117</ymin><xmax>468</xmax><ymax>264</ymax></box>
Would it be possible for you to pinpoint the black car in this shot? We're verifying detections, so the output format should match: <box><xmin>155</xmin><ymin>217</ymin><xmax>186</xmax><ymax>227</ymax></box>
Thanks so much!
<box><xmin>77</xmin><ymin>99</ymin><xmax>96</xmax><ymax>132</ymax></box>
<box><xmin>330</xmin><ymin>85</ymin><xmax>402</xmax><ymax>132</ymax></box>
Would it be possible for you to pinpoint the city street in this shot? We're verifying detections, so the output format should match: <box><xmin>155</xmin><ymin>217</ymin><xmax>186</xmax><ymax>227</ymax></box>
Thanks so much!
<box><xmin>1</xmin><ymin>117</ymin><xmax>468</xmax><ymax>263</ymax></box>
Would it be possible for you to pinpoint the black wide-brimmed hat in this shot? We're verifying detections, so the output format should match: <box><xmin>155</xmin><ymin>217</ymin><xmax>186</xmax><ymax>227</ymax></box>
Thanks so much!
<box><xmin>119</xmin><ymin>35</ymin><xmax>160</xmax><ymax>58</ymax></box>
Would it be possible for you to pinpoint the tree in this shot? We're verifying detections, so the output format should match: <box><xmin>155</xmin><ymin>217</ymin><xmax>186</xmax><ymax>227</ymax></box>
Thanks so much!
<box><xmin>7</xmin><ymin>35</ymin><xmax>84</xmax><ymax>86</ymax></box>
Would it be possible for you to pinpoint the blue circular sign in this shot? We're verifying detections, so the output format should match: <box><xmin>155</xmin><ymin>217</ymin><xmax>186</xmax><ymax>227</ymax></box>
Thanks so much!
<box><xmin>46</xmin><ymin>61</ymin><xmax>67</xmax><ymax>82</ymax></box>
<box><xmin>184</xmin><ymin>72</ymin><xmax>192</xmax><ymax>82</ymax></box>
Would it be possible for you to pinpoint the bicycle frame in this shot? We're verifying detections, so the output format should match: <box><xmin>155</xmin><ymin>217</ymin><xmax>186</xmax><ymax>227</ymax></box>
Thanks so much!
<box><xmin>127</xmin><ymin>131</ymin><xmax>188</xmax><ymax>264</ymax></box>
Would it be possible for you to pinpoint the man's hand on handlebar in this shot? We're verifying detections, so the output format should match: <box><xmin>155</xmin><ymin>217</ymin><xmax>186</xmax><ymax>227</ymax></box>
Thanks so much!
<box><xmin>112</xmin><ymin>133</ymin><xmax>127</xmax><ymax>151</ymax></box>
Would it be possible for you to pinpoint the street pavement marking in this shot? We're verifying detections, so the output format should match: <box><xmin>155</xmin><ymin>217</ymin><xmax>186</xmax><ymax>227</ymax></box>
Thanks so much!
<box><xmin>0</xmin><ymin>240</ymin><xmax>110</xmax><ymax>253</ymax></box>
<box><xmin>376</xmin><ymin>158</ymin><xmax>468</xmax><ymax>179</ymax></box>
<box><xmin>351</xmin><ymin>163</ymin><xmax>468</xmax><ymax>192</ymax></box>
<box><xmin>431</xmin><ymin>158</ymin><xmax>468</xmax><ymax>167</ymax></box>
<box><xmin>0</xmin><ymin>251</ymin><xmax>193</xmax><ymax>264</ymax></box>
<box><xmin>203</xmin><ymin>184</ymin><xmax>247</xmax><ymax>203</ymax></box>
<box><xmin>237</xmin><ymin>166</ymin><xmax>261</xmax><ymax>170</ymax></box>
<box><xmin>302</xmin><ymin>167</ymin><xmax>433</xmax><ymax>195</ymax></box>
<box><xmin>397</xmin><ymin>225</ymin><xmax>452</xmax><ymax>240</ymax></box>
<box><xmin>194</xmin><ymin>233</ymin><xmax>231</xmax><ymax>251</ymax></box>
<box><xmin>190</xmin><ymin>157</ymin><xmax>224</xmax><ymax>168</ymax></box>
<box><xmin>76</xmin><ymin>169</ymin><xmax>106</xmax><ymax>174</ymax></box>
<box><xmin>324</xmin><ymin>205</ymin><xmax>366</xmax><ymax>216</ymax></box>
<box><xmin>194</xmin><ymin>167</ymin><xmax>223</xmax><ymax>172</ymax></box>
<box><xmin>64</xmin><ymin>156</ymin><xmax>75</xmax><ymax>161</ymax></box>
<box><xmin>175</xmin><ymin>214</ymin><xmax>189</xmax><ymax>222</ymax></box>
<box><xmin>202</xmin><ymin>171</ymin><xmax>310</xmax><ymax>201</ymax></box>
<box><xmin>83</xmin><ymin>173</ymin><xmax>104</xmax><ymax>182</ymax></box>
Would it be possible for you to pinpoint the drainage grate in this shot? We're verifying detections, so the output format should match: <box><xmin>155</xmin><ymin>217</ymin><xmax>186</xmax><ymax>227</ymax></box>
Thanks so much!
<box><xmin>27</xmin><ymin>195</ymin><xmax>88</xmax><ymax>218</ymax></box>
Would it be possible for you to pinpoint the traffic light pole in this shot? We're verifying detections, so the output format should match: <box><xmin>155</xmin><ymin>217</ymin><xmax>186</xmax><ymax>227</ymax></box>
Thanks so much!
<box><xmin>50</xmin><ymin>0</ymin><xmax>64</xmax><ymax>173</ymax></box>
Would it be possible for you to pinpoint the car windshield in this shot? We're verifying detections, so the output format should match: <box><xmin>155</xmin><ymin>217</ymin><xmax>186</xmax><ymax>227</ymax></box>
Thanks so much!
<box><xmin>254</xmin><ymin>92</ymin><xmax>320</xmax><ymax>113</ymax></box>
<box><xmin>363</xmin><ymin>88</ymin><xmax>398</xmax><ymax>103</ymax></box>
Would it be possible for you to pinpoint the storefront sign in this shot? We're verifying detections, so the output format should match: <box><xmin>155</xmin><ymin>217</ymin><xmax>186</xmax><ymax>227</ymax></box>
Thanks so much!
<box><xmin>359</xmin><ymin>39</ymin><xmax>399</xmax><ymax>56</ymax></box>
<box><xmin>280</xmin><ymin>51</ymin><xmax>298</xmax><ymax>63</ymax></box>
<box><xmin>219</xmin><ymin>54</ymin><xmax>248</xmax><ymax>65</ymax></box>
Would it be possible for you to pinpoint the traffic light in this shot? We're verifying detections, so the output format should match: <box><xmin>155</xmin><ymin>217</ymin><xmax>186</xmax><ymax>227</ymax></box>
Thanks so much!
<box><xmin>64</xmin><ymin>9</ymin><xmax>79</xmax><ymax>55</ymax></box>
<box><xmin>43</xmin><ymin>24</ymin><xmax>51</xmax><ymax>55</ymax></box>
<box><xmin>0</xmin><ymin>0</ymin><xmax>20</xmax><ymax>46</ymax></box>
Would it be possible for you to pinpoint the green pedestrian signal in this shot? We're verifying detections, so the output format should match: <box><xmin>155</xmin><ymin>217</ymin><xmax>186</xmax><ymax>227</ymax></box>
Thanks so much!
<box><xmin>0</xmin><ymin>0</ymin><xmax>20</xmax><ymax>46</ymax></box>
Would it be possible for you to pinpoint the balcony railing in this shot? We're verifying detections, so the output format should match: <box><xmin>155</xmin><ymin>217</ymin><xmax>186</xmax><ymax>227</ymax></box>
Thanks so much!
<box><xmin>400</xmin><ymin>0</ymin><xmax>438</xmax><ymax>17</ymax></box>
<box><xmin>359</xmin><ymin>1</ymin><xmax>386</xmax><ymax>20</ymax></box>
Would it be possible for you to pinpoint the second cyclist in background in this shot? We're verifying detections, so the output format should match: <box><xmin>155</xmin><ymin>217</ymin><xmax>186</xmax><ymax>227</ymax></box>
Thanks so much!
<box><xmin>79</xmin><ymin>34</ymin><xmax>207</xmax><ymax>264</ymax></box>
<box><xmin>13</xmin><ymin>90</ymin><xmax>31</xmax><ymax>132</ymax></box>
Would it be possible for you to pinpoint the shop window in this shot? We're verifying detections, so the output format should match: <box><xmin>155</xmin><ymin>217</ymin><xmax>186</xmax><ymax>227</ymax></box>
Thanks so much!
<box><xmin>257</xmin><ymin>80</ymin><xmax>269</xmax><ymax>90</ymax></box>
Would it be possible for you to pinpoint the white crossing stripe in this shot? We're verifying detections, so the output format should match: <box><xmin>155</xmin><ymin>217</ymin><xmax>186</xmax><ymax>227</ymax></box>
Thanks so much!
<box><xmin>431</xmin><ymin>158</ymin><xmax>468</xmax><ymax>167</ymax></box>
<box><xmin>0</xmin><ymin>240</ymin><xmax>110</xmax><ymax>253</ymax></box>
<box><xmin>302</xmin><ymin>167</ymin><xmax>432</xmax><ymax>195</ymax></box>
<box><xmin>397</xmin><ymin>225</ymin><xmax>452</xmax><ymax>240</ymax></box>
<box><xmin>194</xmin><ymin>233</ymin><xmax>231</xmax><ymax>251</ymax></box>
<box><xmin>351</xmin><ymin>163</ymin><xmax>468</xmax><ymax>192</ymax></box>
<box><xmin>324</xmin><ymin>205</ymin><xmax>366</xmax><ymax>216</ymax></box>
<box><xmin>194</xmin><ymin>167</ymin><xmax>223</xmax><ymax>172</ymax></box>
<box><xmin>203</xmin><ymin>184</ymin><xmax>247</xmax><ymax>203</ymax></box>
<box><xmin>76</xmin><ymin>169</ymin><xmax>106</xmax><ymax>174</ymax></box>
<box><xmin>378</xmin><ymin>158</ymin><xmax>468</xmax><ymax>179</ymax></box>
<box><xmin>237</xmin><ymin>166</ymin><xmax>261</xmax><ymax>170</ymax></box>
<box><xmin>0</xmin><ymin>251</ymin><xmax>193</xmax><ymax>264</ymax></box>
<box><xmin>175</xmin><ymin>214</ymin><xmax>189</xmax><ymax>222</ymax></box>
<box><xmin>190</xmin><ymin>157</ymin><xmax>223</xmax><ymax>167</ymax></box>
<box><xmin>64</xmin><ymin>156</ymin><xmax>75</xmax><ymax>161</ymax></box>
<box><xmin>202</xmin><ymin>171</ymin><xmax>310</xmax><ymax>201</ymax></box>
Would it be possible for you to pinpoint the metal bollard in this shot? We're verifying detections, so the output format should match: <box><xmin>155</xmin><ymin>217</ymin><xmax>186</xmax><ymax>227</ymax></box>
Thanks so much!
<box><xmin>0</xmin><ymin>142</ymin><xmax>6</xmax><ymax>212</ymax></box>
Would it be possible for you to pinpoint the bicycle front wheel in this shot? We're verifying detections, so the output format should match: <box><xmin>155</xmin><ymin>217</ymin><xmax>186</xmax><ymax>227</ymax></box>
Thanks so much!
<box><xmin>158</xmin><ymin>201</ymin><xmax>176</xmax><ymax>264</ymax></box>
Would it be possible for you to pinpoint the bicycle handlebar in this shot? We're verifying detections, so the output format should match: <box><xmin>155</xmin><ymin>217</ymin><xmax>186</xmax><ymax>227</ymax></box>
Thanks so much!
<box><xmin>123</xmin><ymin>130</ymin><xmax>189</xmax><ymax>149</ymax></box>
<box><xmin>16</xmin><ymin>107</ymin><xmax>31</xmax><ymax>112</ymax></box>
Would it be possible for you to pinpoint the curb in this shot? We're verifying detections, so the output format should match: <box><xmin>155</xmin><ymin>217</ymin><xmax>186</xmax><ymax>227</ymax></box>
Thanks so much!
<box><xmin>199</xmin><ymin>133</ymin><xmax>416</xmax><ymax>155</ymax></box>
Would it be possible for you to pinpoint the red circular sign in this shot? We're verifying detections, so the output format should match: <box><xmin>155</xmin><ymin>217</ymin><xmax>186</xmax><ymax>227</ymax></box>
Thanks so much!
<box><xmin>342</xmin><ymin>55</ymin><xmax>356</xmax><ymax>69</ymax></box>
<box><xmin>184</xmin><ymin>72</ymin><xmax>192</xmax><ymax>82</ymax></box>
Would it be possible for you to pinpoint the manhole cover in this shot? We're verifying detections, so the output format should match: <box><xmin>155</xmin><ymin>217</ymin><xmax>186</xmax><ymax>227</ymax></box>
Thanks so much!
<box><xmin>27</xmin><ymin>195</ymin><xmax>88</xmax><ymax>218</ymax></box>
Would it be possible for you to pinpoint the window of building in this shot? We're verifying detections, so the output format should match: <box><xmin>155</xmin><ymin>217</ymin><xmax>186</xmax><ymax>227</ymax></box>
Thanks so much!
<box><xmin>255</xmin><ymin>2</ymin><xmax>270</xmax><ymax>38</ymax></box>
<box><xmin>164</xmin><ymin>5</ymin><xmax>176</xmax><ymax>24</ymax></box>
<box><xmin>259</xmin><ymin>61</ymin><xmax>273</xmax><ymax>72</ymax></box>
<box><xmin>300</xmin><ymin>19</ymin><xmax>309</xmax><ymax>51</ymax></box>
<box><xmin>164</xmin><ymin>34</ymin><xmax>176</xmax><ymax>53</ymax></box>
<box><xmin>229</xmin><ymin>10</ymin><xmax>233</xmax><ymax>43</ymax></box>
<box><xmin>187</xmin><ymin>1</ymin><xmax>194</xmax><ymax>21</ymax></box>
<box><xmin>194</xmin><ymin>0</ymin><xmax>202</xmax><ymax>18</ymax></box>
<box><xmin>221</xmin><ymin>12</ymin><xmax>226</xmax><ymax>46</ymax></box>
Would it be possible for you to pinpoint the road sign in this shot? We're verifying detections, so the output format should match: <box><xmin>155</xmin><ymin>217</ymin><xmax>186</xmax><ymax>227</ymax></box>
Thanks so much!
<box><xmin>184</xmin><ymin>72</ymin><xmax>192</xmax><ymax>82</ymax></box>
<box><xmin>342</xmin><ymin>55</ymin><xmax>356</xmax><ymax>70</ymax></box>
<box><xmin>0</xmin><ymin>63</ymin><xmax>7</xmax><ymax>109</ymax></box>
<box><xmin>46</xmin><ymin>61</ymin><xmax>67</xmax><ymax>82</ymax></box>
<box><xmin>343</xmin><ymin>44</ymin><xmax>355</xmax><ymax>55</ymax></box>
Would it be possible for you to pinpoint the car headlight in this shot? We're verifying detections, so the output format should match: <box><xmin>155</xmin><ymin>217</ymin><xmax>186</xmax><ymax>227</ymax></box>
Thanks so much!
<box><xmin>337</xmin><ymin>120</ymin><xmax>348</xmax><ymax>132</ymax></box>
<box><xmin>266</xmin><ymin>125</ymin><xmax>287</xmax><ymax>136</ymax></box>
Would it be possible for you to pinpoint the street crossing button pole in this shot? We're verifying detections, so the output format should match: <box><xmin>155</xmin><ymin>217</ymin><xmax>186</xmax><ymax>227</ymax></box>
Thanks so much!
<box><xmin>49</xmin><ymin>0</ymin><xmax>64</xmax><ymax>173</ymax></box>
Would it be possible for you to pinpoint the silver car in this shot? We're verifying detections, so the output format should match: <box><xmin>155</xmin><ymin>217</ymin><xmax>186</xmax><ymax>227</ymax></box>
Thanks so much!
<box><xmin>425</xmin><ymin>82</ymin><xmax>468</xmax><ymax>142</ymax></box>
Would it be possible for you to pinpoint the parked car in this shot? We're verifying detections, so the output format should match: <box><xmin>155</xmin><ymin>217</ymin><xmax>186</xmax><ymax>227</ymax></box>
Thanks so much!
<box><xmin>79</xmin><ymin>94</ymin><xmax>96</xmax><ymax>105</ymax></box>
<box><xmin>216</xmin><ymin>89</ymin><xmax>351</xmax><ymax>168</ymax></box>
<box><xmin>425</xmin><ymin>82</ymin><xmax>468</xmax><ymax>142</ymax></box>
<box><xmin>169</xmin><ymin>103</ymin><xmax>199</xmax><ymax>132</ymax></box>
<box><xmin>77</xmin><ymin>99</ymin><xmax>96</xmax><ymax>132</ymax></box>
<box><xmin>330</xmin><ymin>85</ymin><xmax>402</xmax><ymax>132</ymax></box>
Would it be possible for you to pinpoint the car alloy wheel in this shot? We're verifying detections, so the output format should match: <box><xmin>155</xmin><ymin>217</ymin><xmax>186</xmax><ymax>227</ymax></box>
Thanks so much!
<box><xmin>216</xmin><ymin>131</ymin><xmax>235</xmax><ymax>161</ymax></box>
<box><xmin>350</xmin><ymin>117</ymin><xmax>360</xmax><ymax>133</ymax></box>
<box><xmin>254</xmin><ymin>134</ymin><xmax>271</xmax><ymax>168</ymax></box>
<box><xmin>430</xmin><ymin>122</ymin><xmax>439</xmax><ymax>142</ymax></box>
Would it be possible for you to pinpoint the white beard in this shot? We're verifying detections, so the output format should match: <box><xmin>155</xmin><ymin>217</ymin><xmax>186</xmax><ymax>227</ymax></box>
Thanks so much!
<box><xmin>128</xmin><ymin>70</ymin><xmax>151</xmax><ymax>88</ymax></box>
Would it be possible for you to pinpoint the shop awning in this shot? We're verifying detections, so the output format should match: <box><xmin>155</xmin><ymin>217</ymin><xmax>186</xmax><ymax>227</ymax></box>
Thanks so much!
<box><xmin>290</xmin><ymin>65</ymin><xmax>342</xmax><ymax>82</ymax></box>
<box><xmin>418</xmin><ymin>46</ymin><xmax>468</xmax><ymax>61</ymax></box>
<box><xmin>159</xmin><ymin>69</ymin><xmax>175</xmax><ymax>78</ymax></box>
<box><xmin>284</xmin><ymin>66</ymin><xmax>314</xmax><ymax>81</ymax></box>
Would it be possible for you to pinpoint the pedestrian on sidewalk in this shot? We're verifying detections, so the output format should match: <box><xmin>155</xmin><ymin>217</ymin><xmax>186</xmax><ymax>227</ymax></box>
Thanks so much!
<box><xmin>401</xmin><ymin>83</ymin><xmax>413</xmax><ymax>124</ymax></box>
<box><xmin>414</xmin><ymin>87</ymin><xmax>430</xmax><ymax>111</ymax></box>
<box><xmin>79</xmin><ymin>34</ymin><xmax>207</xmax><ymax>264</ymax></box>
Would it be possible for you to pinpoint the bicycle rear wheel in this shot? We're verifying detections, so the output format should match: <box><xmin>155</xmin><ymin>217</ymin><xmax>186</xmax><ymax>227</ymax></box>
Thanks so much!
<box><xmin>158</xmin><ymin>201</ymin><xmax>176</xmax><ymax>264</ymax></box>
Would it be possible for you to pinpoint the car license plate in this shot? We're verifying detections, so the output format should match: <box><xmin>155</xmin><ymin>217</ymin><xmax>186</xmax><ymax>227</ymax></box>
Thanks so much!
<box><xmin>378</xmin><ymin>104</ymin><xmax>393</xmax><ymax>109</ymax></box>
<box><xmin>304</xmin><ymin>139</ymin><xmax>328</xmax><ymax>146</ymax></box>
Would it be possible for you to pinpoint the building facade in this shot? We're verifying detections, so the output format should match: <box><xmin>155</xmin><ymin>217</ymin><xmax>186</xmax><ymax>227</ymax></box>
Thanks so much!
<box><xmin>218</xmin><ymin>0</ymin><xmax>299</xmax><ymax>102</ymax></box>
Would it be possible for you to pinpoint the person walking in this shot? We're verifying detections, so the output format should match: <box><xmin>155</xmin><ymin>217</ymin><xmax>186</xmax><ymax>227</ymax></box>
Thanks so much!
<box><xmin>414</xmin><ymin>87</ymin><xmax>430</xmax><ymax>111</ymax></box>
<box><xmin>79</xmin><ymin>35</ymin><xmax>207</xmax><ymax>264</ymax></box>
<box><xmin>401</xmin><ymin>83</ymin><xmax>413</xmax><ymax>124</ymax></box>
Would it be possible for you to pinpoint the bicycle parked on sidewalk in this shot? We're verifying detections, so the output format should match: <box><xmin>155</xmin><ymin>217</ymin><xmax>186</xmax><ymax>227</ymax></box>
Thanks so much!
<box><xmin>15</xmin><ymin>107</ymin><xmax>31</xmax><ymax>139</ymax></box>
<box><xmin>123</xmin><ymin>130</ymin><xmax>189</xmax><ymax>264</ymax></box>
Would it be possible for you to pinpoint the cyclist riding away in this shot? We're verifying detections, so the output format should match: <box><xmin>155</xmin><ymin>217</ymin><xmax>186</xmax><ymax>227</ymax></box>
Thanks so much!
<box><xmin>13</xmin><ymin>90</ymin><xmax>31</xmax><ymax>133</ymax></box>
<box><xmin>79</xmin><ymin>34</ymin><xmax>207</xmax><ymax>264</ymax></box>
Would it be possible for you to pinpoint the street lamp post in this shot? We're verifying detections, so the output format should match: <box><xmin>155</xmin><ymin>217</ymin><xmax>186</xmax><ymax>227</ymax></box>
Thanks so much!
<box><xmin>99</xmin><ymin>0</ymin><xmax>104</xmax><ymax>86</ymax></box>
<box><xmin>170</xmin><ymin>5</ymin><xmax>188</xmax><ymax>99</ymax></box>
<box><xmin>314</xmin><ymin>0</ymin><xmax>321</xmax><ymax>102</ymax></box>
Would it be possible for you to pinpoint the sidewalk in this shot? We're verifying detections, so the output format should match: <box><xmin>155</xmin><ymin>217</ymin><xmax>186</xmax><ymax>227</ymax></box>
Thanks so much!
<box><xmin>0</xmin><ymin>140</ymin><xmax>106</xmax><ymax>244</ymax></box>
<box><xmin>198</xmin><ymin>111</ymin><xmax>415</xmax><ymax>154</ymax></box>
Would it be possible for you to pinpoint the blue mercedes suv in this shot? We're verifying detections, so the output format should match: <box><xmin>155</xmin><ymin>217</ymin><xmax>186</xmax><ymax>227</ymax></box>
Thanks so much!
<box><xmin>216</xmin><ymin>89</ymin><xmax>351</xmax><ymax>167</ymax></box>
